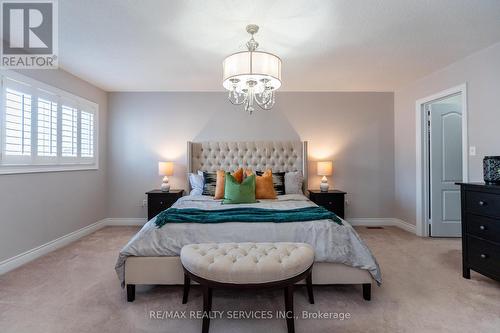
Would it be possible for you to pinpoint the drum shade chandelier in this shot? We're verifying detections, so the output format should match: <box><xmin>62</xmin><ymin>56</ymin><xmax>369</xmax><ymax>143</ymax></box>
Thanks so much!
<box><xmin>223</xmin><ymin>24</ymin><xmax>282</xmax><ymax>114</ymax></box>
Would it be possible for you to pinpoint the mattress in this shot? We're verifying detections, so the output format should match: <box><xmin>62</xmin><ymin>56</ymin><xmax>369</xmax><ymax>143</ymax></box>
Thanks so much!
<box><xmin>115</xmin><ymin>194</ymin><xmax>381</xmax><ymax>286</ymax></box>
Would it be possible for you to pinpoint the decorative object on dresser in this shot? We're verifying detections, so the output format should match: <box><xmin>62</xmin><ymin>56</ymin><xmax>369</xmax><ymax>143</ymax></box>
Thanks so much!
<box><xmin>457</xmin><ymin>183</ymin><xmax>500</xmax><ymax>282</ymax></box>
<box><xmin>181</xmin><ymin>242</ymin><xmax>315</xmax><ymax>333</ymax></box>
<box><xmin>158</xmin><ymin>161</ymin><xmax>174</xmax><ymax>192</ymax></box>
<box><xmin>308</xmin><ymin>189</ymin><xmax>346</xmax><ymax>219</ymax></box>
<box><xmin>146</xmin><ymin>189</ymin><xmax>183</xmax><ymax>221</ymax></box>
<box><xmin>223</xmin><ymin>24</ymin><xmax>281</xmax><ymax>114</ymax></box>
<box><xmin>317</xmin><ymin>161</ymin><xmax>333</xmax><ymax>192</ymax></box>
<box><xmin>483</xmin><ymin>156</ymin><xmax>500</xmax><ymax>184</ymax></box>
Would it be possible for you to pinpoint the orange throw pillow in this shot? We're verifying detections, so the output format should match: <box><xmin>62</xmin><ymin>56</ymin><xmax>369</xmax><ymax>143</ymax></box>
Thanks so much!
<box><xmin>246</xmin><ymin>169</ymin><xmax>277</xmax><ymax>199</ymax></box>
<box><xmin>214</xmin><ymin>168</ymin><xmax>243</xmax><ymax>199</ymax></box>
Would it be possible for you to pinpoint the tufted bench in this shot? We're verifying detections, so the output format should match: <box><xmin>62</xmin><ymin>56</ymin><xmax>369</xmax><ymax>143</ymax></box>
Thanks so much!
<box><xmin>180</xmin><ymin>242</ymin><xmax>315</xmax><ymax>333</ymax></box>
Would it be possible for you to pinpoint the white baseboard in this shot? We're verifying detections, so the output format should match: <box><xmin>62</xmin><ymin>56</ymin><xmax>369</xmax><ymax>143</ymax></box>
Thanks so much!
<box><xmin>0</xmin><ymin>218</ymin><xmax>107</xmax><ymax>275</ymax></box>
<box><xmin>347</xmin><ymin>217</ymin><xmax>416</xmax><ymax>234</ymax></box>
<box><xmin>0</xmin><ymin>217</ymin><xmax>146</xmax><ymax>275</ymax></box>
<box><xmin>391</xmin><ymin>218</ymin><xmax>417</xmax><ymax>234</ymax></box>
<box><xmin>104</xmin><ymin>218</ymin><xmax>147</xmax><ymax>226</ymax></box>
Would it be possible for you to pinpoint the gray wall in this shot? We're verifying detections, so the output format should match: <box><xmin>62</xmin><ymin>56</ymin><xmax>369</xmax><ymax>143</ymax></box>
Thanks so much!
<box><xmin>394</xmin><ymin>41</ymin><xmax>500</xmax><ymax>225</ymax></box>
<box><xmin>107</xmin><ymin>91</ymin><xmax>394</xmax><ymax>219</ymax></box>
<box><xmin>0</xmin><ymin>69</ymin><xmax>107</xmax><ymax>262</ymax></box>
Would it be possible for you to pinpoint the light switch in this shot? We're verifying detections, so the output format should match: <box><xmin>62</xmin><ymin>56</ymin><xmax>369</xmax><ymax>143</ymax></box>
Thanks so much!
<box><xmin>469</xmin><ymin>146</ymin><xmax>476</xmax><ymax>156</ymax></box>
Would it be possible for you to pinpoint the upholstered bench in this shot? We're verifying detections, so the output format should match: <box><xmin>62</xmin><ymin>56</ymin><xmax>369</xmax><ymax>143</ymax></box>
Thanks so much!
<box><xmin>180</xmin><ymin>242</ymin><xmax>315</xmax><ymax>333</ymax></box>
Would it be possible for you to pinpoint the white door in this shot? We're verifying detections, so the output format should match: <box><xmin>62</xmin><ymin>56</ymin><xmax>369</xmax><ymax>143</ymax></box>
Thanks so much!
<box><xmin>429</xmin><ymin>102</ymin><xmax>463</xmax><ymax>237</ymax></box>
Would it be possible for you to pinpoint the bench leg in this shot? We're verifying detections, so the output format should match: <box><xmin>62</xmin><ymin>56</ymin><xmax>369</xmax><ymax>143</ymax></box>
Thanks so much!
<box><xmin>182</xmin><ymin>274</ymin><xmax>190</xmax><ymax>304</ymax></box>
<box><xmin>362</xmin><ymin>283</ymin><xmax>371</xmax><ymax>301</ymax></box>
<box><xmin>306</xmin><ymin>272</ymin><xmax>314</xmax><ymax>304</ymax></box>
<box><xmin>284</xmin><ymin>286</ymin><xmax>295</xmax><ymax>333</ymax></box>
<box><xmin>202</xmin><ymin>286</ymin><xmax>212</xmax><ymax>333</ymax></box>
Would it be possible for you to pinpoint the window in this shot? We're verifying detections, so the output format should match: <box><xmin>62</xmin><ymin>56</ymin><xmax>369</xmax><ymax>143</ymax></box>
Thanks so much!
<box><xmin>80</xmin><ymin>111</ymin><xmax>94</xmax><ymax>158</ymax></box>
<box><xmin>61</xmin><ymin>105</ymin><xmax>78</xmax><ymax>157</ymax></box>
<box><xmin>5</xmin><ymin>88</ymin><xmax>31</xmax><ymax>156</ymax></box>
<box><xmin>0</xmin><ymin>71</ymin><xmax>98</xmax><ymax>174</ymax></box>
<box><xmin>37</xmin><ymin>98</ymin><xmax>57</xmax><ymax>157</ymax></box>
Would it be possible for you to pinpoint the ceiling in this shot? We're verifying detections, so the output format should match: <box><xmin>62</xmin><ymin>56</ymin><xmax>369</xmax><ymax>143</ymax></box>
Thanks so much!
<box><xmin>59</xmin><ymin>0</ymin><xmax>500</xmax><ymax>92</ymax></box>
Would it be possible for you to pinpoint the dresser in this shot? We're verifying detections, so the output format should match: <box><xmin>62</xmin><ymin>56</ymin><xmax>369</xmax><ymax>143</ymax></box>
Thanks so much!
<box><xmin>457</xmin><ymin>183</ymin><xmax>500</xmax><ymax>281</ymax></box>
<box><xmin>146</xmin><ymin>189</ymin><xmax>184</xmax><ymax>220</ymax></box>
<box><xmin>308</xmin><ymin>190</ymin><xmax>346</xmax><ymax>219</ymax></box>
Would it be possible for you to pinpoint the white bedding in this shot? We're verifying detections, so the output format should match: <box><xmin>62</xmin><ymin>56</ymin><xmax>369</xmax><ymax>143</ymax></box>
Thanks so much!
<box><xmin>115</xmin><ymin>194</ymin><xmax>381</xmax><ymax>285</ymax></box>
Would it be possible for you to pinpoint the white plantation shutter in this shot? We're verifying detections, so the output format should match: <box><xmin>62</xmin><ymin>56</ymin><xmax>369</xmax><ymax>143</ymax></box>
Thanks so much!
<box><xmin>4</xmin><ymin>88</ymin><xmax>32</xmax><ymax>156</ymax></box>
<box><xmin>61</xmin><ymin>105</ymin><xmax>78</xmax><ymax>157</ymax></box>
<box><xmin>80</xmin><ymin>111</ymin><xmax>94</xmax><ymax>158</ymax></box>
<box><xmin>37</xmin><ymin>98</ymin><xmax>58</xmax><ymax>157</ymax></box>
<box><xmin>1</xmin><ymin>71</ymin><xmax>99</xmax><ymax>174</ymax></box>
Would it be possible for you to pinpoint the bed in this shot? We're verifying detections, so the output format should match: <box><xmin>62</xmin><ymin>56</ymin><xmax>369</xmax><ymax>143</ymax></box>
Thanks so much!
<box><xmin>116</xmin><ymin>141</ymin><xmax>381</xmax><ymax>301</ymax></box>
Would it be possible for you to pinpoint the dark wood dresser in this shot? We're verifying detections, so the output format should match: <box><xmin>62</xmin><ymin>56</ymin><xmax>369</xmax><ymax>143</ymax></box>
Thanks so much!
<box><xmin>457</xmin><ymin>183</ymin><xmax>500</xmax><ymax>281</ymax></box>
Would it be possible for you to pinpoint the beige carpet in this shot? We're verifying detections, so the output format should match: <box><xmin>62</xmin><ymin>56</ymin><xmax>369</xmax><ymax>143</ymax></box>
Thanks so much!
<box><xmin>0</xmin><ymin>226</ymin><xmax>499</xmax><ymax>333</ymax></box>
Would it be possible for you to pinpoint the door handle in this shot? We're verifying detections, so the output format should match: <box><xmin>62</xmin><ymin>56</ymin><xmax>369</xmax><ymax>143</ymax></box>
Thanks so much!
<box><xmin>478</xmin><ymin>201</ymin><xmax>487</xmax><ymax>207</ymax></box>
<box><xmin>480</xmin><ymin>254</ymin><xmax>488</xmax><ymax>259</ymax></box>
<box><xmin>479</xmin><ymin>225</ymin><xmax>487</xmax><ymax>231</ymax></box>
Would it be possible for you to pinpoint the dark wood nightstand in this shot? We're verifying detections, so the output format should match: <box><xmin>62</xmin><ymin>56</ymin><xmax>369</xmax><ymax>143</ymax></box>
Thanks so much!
<box><xmin>146</xmin><ymin>189</ymin><xmax>184</xmax><ymax>220</ymax></box>
<box><xmin>308</xmin><ymin>190</ymin><xmax>346</xmax><ymax>219</ymax></box>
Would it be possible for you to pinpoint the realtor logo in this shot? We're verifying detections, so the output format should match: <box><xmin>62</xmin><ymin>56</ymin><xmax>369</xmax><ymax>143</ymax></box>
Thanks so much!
<box><xmin>1</xmin><ymin>0</ymin><xmax>58</xmax><ymax>68</ymax></box>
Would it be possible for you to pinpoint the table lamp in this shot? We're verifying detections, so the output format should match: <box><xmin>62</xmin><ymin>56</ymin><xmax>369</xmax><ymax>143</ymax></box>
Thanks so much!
<box><xmin>317</xmin><ymin>161</ymin><xmax>333</xmax><ymax>192</ymax></box>
<box><xmin>158</xmin><ymin>161</ymin><xmax>174</xmax><ymax>192</ymax></box>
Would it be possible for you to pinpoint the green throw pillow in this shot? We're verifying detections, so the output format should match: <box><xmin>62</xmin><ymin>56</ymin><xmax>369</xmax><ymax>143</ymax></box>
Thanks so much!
<box><xmin>222</xmin><ymin>172</ymin><xmax>256</xmax><ymax>204</ymax></box>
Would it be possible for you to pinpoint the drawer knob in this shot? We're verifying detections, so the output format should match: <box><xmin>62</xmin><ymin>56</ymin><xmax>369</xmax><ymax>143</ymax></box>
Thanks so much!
<box><xmin>480</xmin><ymin>254</ymin><xmax>488</xmax><ymax>259</ymax></box>
<box><xmin>479</xmin><ymin>225</ymin><xmax>486</xmax><ymax>231</ymax></box>
<box><xmin>328</xmin><ymin>201</ymin><xmax>333</xmax><ymax>205</ymax></box>
<box><xmin>478</xmin><ymin>200</ymin><xmax>487</xmax><ymax>206</ymax></box>
<box><xmin>160</xmin><ymin>201</ymin><xmax>164</xmax><ymax>205</ymax></box>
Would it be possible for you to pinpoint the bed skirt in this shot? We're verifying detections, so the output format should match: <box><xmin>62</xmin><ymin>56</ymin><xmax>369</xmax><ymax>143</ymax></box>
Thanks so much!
<box><xmin>125</xmin><ymin>256</ymin><xmax>372</xmax><ymax>285</ymax></box>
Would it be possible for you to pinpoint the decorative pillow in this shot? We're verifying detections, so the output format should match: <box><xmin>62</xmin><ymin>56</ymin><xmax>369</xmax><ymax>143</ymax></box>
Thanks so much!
<box><xmin>256</xmin><ymin>170</ymin><xmax>285</xmax><ymax>195</ymax></box>
<box><xmin>245</xmin><ymin>169</ymin><xmax>277</xmax><ymax>199</ymax></box>
<box><xmin>202</xmin><ymin>171</ymin><xmax>218</xmax><ymax>196</ymax></box>
<box><xmin>214</xmin><ymin>168</ymin><xmax>243</xmax><ymax>199</ymax></box>
<box><xmin>285</xmin><ymin>171</ymin><xmax>304</xmax><ymax>194</ymax></box>
<box><xmin>189</xmin><ymin>170</ymin><xmax>204</xmax><ymax>196</ymax></box>
<box><xmin>223</xmin><ymin>173</ymin><xmax>256</xmax><ymax>204</ymax></box>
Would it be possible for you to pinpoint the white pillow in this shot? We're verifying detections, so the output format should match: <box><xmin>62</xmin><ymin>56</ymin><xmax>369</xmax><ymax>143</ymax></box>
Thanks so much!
<box><xmin>189</xmin><ymin>170</ymin><xmax>204</xmax><ymax>196</ymax></box>
<box><xmin>285</xmin><ymin>171</ymin><xmax>304</xmax><ymax>194</ymax></box>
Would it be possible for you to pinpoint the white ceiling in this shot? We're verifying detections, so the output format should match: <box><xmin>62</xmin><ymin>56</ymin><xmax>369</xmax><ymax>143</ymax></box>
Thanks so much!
<box><xmin>59</xmin><ymin>0</ymin><xmax>500</xmax><ymax>92</ymax></box>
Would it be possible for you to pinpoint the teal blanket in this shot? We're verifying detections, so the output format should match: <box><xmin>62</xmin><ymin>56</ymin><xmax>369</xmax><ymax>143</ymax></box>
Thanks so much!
<box><xmin>155</xmin><ymin>206</ymin><xmax>342</xmax><ymax>228</ymax></box>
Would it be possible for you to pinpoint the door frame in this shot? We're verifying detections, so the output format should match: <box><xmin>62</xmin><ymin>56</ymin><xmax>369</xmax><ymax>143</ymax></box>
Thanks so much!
<box><xmin>415</xmin><ymin>83</ymin><xmax>468</xmax><ymax>237</ymax></box>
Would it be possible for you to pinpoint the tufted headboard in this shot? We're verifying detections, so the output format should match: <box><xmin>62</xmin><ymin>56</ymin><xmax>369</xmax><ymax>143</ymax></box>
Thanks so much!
<box><xmin>187</xmin><ymin>141</ymin><xmax>308</xmax><ymax>190</ymax></box>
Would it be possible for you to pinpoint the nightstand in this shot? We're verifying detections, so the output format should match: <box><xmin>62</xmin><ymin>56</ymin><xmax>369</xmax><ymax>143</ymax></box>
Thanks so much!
<box><xmin>308</xmin><ymin>190</ymin><xmax>346</xmax><ymax>219</ymax></box>
<box><xmin>146</xmin><ymin>189</ymin><xmax>184</xmax><ymax>220</ymax></box>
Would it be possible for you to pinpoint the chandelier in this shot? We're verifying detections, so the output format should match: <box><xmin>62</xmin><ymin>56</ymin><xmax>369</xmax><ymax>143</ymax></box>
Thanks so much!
<box><xmin>223</xmin><ymin>24</ymin><xmax>282</xmax><ymax>114</ymax></box>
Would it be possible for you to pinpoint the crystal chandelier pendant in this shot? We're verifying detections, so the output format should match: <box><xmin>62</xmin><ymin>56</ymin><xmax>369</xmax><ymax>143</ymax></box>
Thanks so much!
<box><xmin>223</xmin><ymin>25</ymin><xmax>281</xmax><ymax>114</ymax></box>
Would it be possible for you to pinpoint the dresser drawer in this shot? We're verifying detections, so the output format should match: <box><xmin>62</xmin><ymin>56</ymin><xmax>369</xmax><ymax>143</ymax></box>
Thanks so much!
<box><xmin>466</xmin><ymin>191</ymin><xmax>500</xmax><ymax>218</ymax></box>
<box><xmin>467</xmin><ymin>235</ymin><xmax>500</xmax><ymax>277</ymax></box>
<box><xmin>149</xmin><ymin>196</ymin><xmax>176</xmax><ymax>211</ymax></box>
<box><xmin>313</xmin><ymin>196</ymin><xmax>341</xmax><ymax>208</ymax></box>
<box><xmin>465</xmin><ymin>214</ymin><xmax>500</xmax><ymax>243</ymax></box>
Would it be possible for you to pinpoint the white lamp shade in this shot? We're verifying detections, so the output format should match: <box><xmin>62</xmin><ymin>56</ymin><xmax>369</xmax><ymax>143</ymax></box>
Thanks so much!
<box><xmin>158</xmin><ymin>162</ymin><xmax>174</xmax><ymax>176</ymax></box>
<box><xmin>223</xmin><ymin>51</ymin><xmax>281</xmax><ymax>94</ymax></box>
<box><xmin>317</xmin><ymin>161</ymin><xmax>333</xmax><ymax>176</ymax></box>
